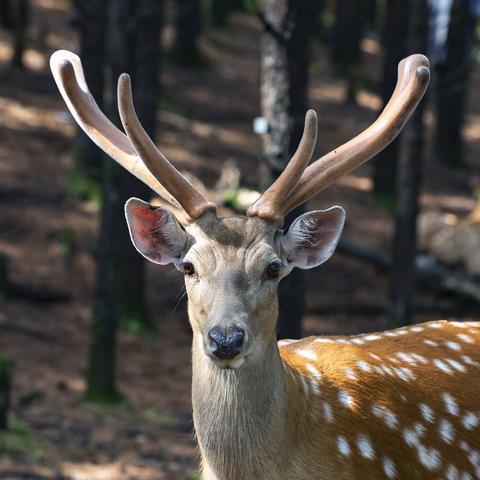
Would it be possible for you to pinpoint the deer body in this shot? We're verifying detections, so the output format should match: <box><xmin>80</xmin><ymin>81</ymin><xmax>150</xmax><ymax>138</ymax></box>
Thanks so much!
<box><xmin>194</xmin><ymin>319</ymin><xmax>480</xmax><ymax>480</ymax></box>
<box><xmin>48</xmin><ymin>50</ymin><xmax>478</xmax><ymax>479</ymax></box>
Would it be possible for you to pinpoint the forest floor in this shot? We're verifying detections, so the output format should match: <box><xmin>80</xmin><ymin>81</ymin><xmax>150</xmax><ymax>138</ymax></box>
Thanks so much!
<box><xmin>0</xmin><ymin>1</ymin><xmax>480</xmax><ymax>479</ymax></box>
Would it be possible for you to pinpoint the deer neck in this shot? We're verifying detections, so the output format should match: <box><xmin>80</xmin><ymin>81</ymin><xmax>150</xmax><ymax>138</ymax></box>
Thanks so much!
<box><xmin>191</xmin><ymin>332</ymin><xmax>291</xmax><ymax>480</ymax></box>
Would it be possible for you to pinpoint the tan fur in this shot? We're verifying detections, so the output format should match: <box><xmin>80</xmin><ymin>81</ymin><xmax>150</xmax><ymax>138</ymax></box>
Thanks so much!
<box><xmin>180</xmin><ymin>215</ymin><xmax>480</xmax><ymax>479</ymax></box>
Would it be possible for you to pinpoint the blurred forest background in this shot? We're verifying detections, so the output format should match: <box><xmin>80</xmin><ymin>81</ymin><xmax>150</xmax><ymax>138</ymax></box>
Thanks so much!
<box><xmin>0</xmin><ymin>0</ymin><xmax>480</xmax><ymax>478</ymax></box>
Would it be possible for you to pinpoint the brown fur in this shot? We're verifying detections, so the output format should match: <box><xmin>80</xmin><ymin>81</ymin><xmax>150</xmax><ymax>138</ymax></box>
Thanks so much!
<box><xmin>181</xmin><ymin>216</ymin><xmax>480</xmax><ymax>479</ymax></box>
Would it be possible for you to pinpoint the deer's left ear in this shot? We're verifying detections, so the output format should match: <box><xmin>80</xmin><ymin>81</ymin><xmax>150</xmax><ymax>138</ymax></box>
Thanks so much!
<box><xmin>278</xmin><ymin>207</ymin><xmax>345</xmax><ymax>270</ymax></box>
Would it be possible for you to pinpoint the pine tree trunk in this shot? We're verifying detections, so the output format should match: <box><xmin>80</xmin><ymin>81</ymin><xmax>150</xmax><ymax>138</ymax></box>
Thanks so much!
<box><xmin>330</xmin><ymin>0</ymin><xmax>364</xmax><ymax>103</ymax></box>
<box><xmin>390</xmin><ymin>0</ymin><xmax>428</xmax><ymax>326</ymax></box>
<box><xmin>86</xmin><ymin>0</ymin><xmax>162</xmax><ymax>402</ymax></box>
<box><xmin>372</xmin><ymin>0</ymin><xmax>410</xmax><ymax>204</ymax></box>
<box><xmin>11</xmin><ymin>0</ymin><xmax>29</xmax><ymax>69</ymax></box>
<box><xmin>0</xmin><ymin>355</ymin><xmax>12</xmax><ymax>431</ymax></box>
<box><xmin>74</xmin><ymin>0</ymin><xmax>109</xmax><ymax>180</ymax></box>
<box><xmin>260</xmin><ymin>0</ymin><xmax>313</xmax><ymax>340</ymax></box>
<box><xmin>172</xmin><ymin>0</ymin><xmax>202</xmax><ymax>66</ymax></box>
<box><xmin>435</xmin><ymin>0</ymin><xmax>474</xmax><ymax>167</ymax></box>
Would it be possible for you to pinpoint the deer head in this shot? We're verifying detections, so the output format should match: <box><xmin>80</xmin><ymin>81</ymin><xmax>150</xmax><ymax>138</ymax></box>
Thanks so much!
<box><xmin>50</xmin><ymin>51</ymin><xmax>429</xmax><ymax>370</ymax></box>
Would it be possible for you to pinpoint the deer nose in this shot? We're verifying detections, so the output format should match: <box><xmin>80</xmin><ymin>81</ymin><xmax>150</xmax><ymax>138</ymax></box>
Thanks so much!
<box><xmin>207</xmin><ymin>326</ymin><xmax>245</xmax><ymax>360</ymax></box>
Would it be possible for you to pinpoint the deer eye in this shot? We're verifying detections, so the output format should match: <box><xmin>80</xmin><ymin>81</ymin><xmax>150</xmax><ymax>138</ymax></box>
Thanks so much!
<box><xmin>181</xmin><ymin>261</ymin><xmax>195</xmax><ymax>276</ymax></box>
<box><xmin>265</xmin><ymin>261</ymin><xmax>281</xmax><ymax>279</ymax></box>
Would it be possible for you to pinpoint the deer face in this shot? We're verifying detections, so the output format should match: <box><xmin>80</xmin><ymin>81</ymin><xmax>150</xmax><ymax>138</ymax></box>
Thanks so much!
<box><xmin>125</xmin><ymin>198</ymin><xmax>345</xmax><ymax>368</ymax></box>
<box><xmin>51</xmin><ymin>50</ymin><xmax>428</xmax><ymax>365</ymax></box>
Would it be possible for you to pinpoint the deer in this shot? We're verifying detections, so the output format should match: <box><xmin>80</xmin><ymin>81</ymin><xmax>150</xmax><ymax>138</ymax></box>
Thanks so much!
<box><xmin>50</xmin><ymin>50</ymin><xmax>480</xmax><ymax>480</ymax></box>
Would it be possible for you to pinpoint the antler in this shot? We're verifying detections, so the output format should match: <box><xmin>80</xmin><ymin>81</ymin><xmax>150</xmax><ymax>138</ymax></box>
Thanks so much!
<box><xmin>248</xmin><ymin>54</ymin><xmax>430</xmax><ymax>223</ymax></box>
<box><xmin>50</xmin><ymin>50</ymin><xmax>215</xmax><ymax>222</ymax></box>
<box><xmin>247</xmin><ymin>110</ymin><xmax>318</xmax><ymax>223</ymax></box>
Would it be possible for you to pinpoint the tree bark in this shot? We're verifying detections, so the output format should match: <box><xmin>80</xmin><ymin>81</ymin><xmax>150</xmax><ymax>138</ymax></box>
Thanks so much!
<box><xmin>435</xmin><ymin>0</ymin><xmax>475</xmax><ymax>167</ymax></box>
<box><xmin>171</xmin><ymin>0</ymin><xmax>202</xmax><ymax>66</ymax></box>
<box><xmin>372</xmin><ymin>0</ymin><xmax>410</xmax><ymax>204</ymax></box>
<box><xmin>0</xmin><ymin>355</ymin><xmax>12</xmax><ymax>430</ymax></box>
<box><xmin>260</xmin><ymin>0</ymin><xmax>313</xmax><ymax>339</ymax></box>
<box><xmin>10</xmin><ymin>0</ymin><xmax>29</xmax><ymax>69</ymax></box>
<box><xmin>86</xmin><ymin>0</ymin><xmax>162</xmax><ymax>402</ymax></box>
<box><xmin>330</xmin><ymin>0</ymin><xmax>364</xmax><ymax>103</ymax></box>
<box><xmin>390</xmin><ymin>0</ymin><xmax>428</xmax><ymax>326</ymax></box>
<box><xmin>74</xmin><ymin>0</ymin><xmax>108</xmax><ymax>180</ymax></box>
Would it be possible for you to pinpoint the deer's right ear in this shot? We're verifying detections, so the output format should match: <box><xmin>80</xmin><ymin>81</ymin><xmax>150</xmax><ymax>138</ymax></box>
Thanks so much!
<box><xmin>125</xmin><ymin>198</ymin><xmax>189</xmax><ymax>266</ymax></box>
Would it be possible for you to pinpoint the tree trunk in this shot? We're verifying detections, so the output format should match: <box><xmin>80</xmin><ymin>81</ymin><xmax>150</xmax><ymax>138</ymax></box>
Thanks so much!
<box><xmin>435</xmin><ymin>0</ymin><xmax>474</xmax><ymax>167</ymax></box>
<box><xmin>10</xmin><ymin>0</ymin><xmax>29</xmax><ymax>69</ymax></box>
<box><xmin>390</xmin><ymin>0</ymin><xmax>428</xmax><ymax>326</ymax></box>
<box><xmin>0</xmin><ymin>355</ymin><xmax>12</xmax><ymax>431</ymax></box>
<box><xmin>330</xmin><ymin>0</ymin><xmax>364</xmax><ymax>103</ymax></box>
<box><xmin>260</xmin><ymin>0</ymin><xmax>313</xmax><ymax>340</ymax></box>
<box><xmin>74</xmin><ymin>0</ymin><xmax>109</xmax><ymax>180</ymax></box>
<box><xmin>86</xmin><ymin>0</ymin><xmax>162</xmax><ymax>402</ymax></box>
<box><xmin>171</xmin><ymin>0</ymin><xmax>202</xmax><ymax>66</ymax></box>
<box><xmin>372</xmin><ymin>0</ymin><xmax>410</xmax><ymax>204</ymax></box>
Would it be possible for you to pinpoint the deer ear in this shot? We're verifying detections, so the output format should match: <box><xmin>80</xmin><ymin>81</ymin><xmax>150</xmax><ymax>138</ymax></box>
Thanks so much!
<box><xmin>279</xmin><ymin>207</ymin><xmax>345</xmax><ymax>270</ymax></box>
<box><xmin>125</xmin><ymin>198</ymin><xmax>189</xmax><ymax>266</ymax></box>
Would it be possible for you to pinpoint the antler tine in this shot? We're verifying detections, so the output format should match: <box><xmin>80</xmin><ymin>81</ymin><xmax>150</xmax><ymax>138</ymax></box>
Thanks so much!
<box><xmin>247</xmin><ymin>110</ymin><xmax>318</xmax><ymax>223</ymax></box>
<box><xmin>117</xmin><ymin>74</ymin><xmax>216</xmax><ymax>221</ymax></box>
<box><xmin>50</xmin><ymin>50</ymin><xmax>191</xmax><ymax>220</ymax></box>
<box><xmin>283</xmin><ymin>54</ymin><xmax>430</xmax><ymax>214</ymax></box>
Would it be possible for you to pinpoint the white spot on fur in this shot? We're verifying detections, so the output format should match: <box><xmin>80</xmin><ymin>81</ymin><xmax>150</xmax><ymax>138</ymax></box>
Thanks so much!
<box><xmin>446</xmin><ymin>358</ymin><xmax>466</xmax><ymax>372</ymax></box>
<box><xmin>418</xmin><ymin>445</ymin><xmax>441</xmax><ymax>470</ymax></box>
<box><xmin>381</xmin><ymin>365</ymin><xmax>394</xmax><ymax>376</ymax></box>
<box><xmin>411</xmin><ymin>353</ymin><xmax>429</xmax><ymax>364</ymax></box>
<box><xmin>424</xmin><ymin>339</ymin><xmax>439</xmax><ymax>347</ymax></box>
<box><xmin>462</xmin><ymin>412</ymin><xmax>479</xmax><ymax>430</ymax></box>
<box><xmin>338</xmin><ymin>390</ymin><xmax>354</xmax><ymax>408</ymax></box>
<box><xmin>443</xmin><ymin>393</ymin><xmax>459</xmax><ymax>416</ymax></box>
<box><xmin>371</xmin><ymin>404</ymin><xmax>398</xmax><ymax>429</ymax></box>
<box><xmin>298</xmin><ymin>349</ymin><xmax>317</xmax><ymax>361</ymax></box>
<box><xmin>428</xmin><ymin>322</ymin><xmax>444</xmax><ymax>329</ymax></box>
<box><xmin>356</xmin><ymin>434</ymin><xmax>375</xmax><ymax>459</ymax></box>
<box><xmin>314</xmin><ymin>338</ymin><xmax>335</xmax><ymax>344</ymax></box>
<box><xmin>306</xmin><ymin>363</ymin><xmax>322</xmax><ymax>379</ymax></box>
<box><xmin>369</xmin><ymin>353</ymin><xmax>382</xmax><ymax>361</ymax></box>
<box><xmin>337</xmin><ymin>436</ymin><xmax>351</xmax><ymax>456</ymax></box>
<box><xmin>383</xmin><ymin>457</ymin><xmax>397</xmax><ymax>478</ymax></box>
<box><xmin>457</xmin><ymin>333</ymin><xmax>475</xmax><ymax>344</ymax></box>
<box><xmin>433</xmin><ymin>359</ymin><xmax>453</xmax><ymax>374</ymax></box>
<box><xmin>364</xmin><ymin>334</ymin><xmax>382</xmax><ymax>341</ymax></box>
<box><xmin>356</xmin><ymin>361</ymin><xmax>371</xmax><ymax>372</ymax></box>
<box><xmin>445</xmin><ymin>341</ymin><xmax>462</xmax><ymax>351</ymax></box>
<box><xmin>461</xmin><ymin>355</ymin><xmax>480</xmax><ymax>368</ymax></box>
<box><xmin>322</xmin><ymin>402</ymin><xmax>334</xmax><ymax>423</ymax></box>
<box><xmin>410</xmin><ymin>326</ymin><xmax>424</xmax><ymax>332</ymax></box>
<box><xmin>439</xmin><ymin>419</ymin><xmax>455</xmax><ymax>444</ymax></box>
<box><xmin>351</xmin><ymin>338</ymin><xmax>365</xmax><ymax>345</ymax></box>
<box><xmin>446</xmin><ymin>464</ymin><xmax>460</xmax><ymax>480</ymax></box>
<box><xmin>343</xmin><ymin>368</ymin><xmax>357</xmax><ymax>380</ymax></box>
<box><xmin>396</xmin><ymin>352</ymin><xmax>416</xmax><ymax>364</ymax></box>
<box><xmin>420</xmin><ymin>404</ymin><xmax>435</xmax><ymax>423</ymax></box>
<box><xmin>403</xmin><ymin>423</ymin><xmax>426</xmax><ymax>449</ymax></box>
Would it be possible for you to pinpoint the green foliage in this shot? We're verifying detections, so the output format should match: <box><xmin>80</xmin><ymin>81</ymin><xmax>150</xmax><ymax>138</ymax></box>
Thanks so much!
<box><xmin>243</xmin><ymin>0</ymin><xmax>261</xmax><ymax>14</ymax></box>
<box><xmin>371</xmin><ymin>190</ymin><xmax>395</xmax><ymax>215</ymax></box>
<box><xmin>120</xmin><ymin>307</ymin><xmax>154</xmax><ymax>338</ymax></box>
<box><xmin>191</xmin><ymin>472</ymin><xmax>202</xmax><ymax>480</ymax></box>
<box><xmin>58</xmin><ymin>225</ymin><xmax>75</xmax><ymax>257</ymax></box>
<box><xmin>67</xmin><ymin>170</ymin><xmax>102</xmax><ymax>210</ymax></box>
<box><xmin>0</xmin><ymin>419</ymin><xmax>44</xmax><ymax>461</ymax></box>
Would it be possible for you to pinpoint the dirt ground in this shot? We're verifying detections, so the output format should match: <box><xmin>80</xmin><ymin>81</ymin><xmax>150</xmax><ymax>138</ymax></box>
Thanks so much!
<box><xmin>0</xmin><ymin>1</ymin><xmax>479</xmax><ymax>479</ymax></box>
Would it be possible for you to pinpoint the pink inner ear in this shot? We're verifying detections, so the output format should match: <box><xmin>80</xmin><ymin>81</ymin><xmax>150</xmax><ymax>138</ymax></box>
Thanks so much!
<box><xmin>129</xmin><ymin>206</ymin><xmax>172</xmax><ymax>257</ymax></box>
